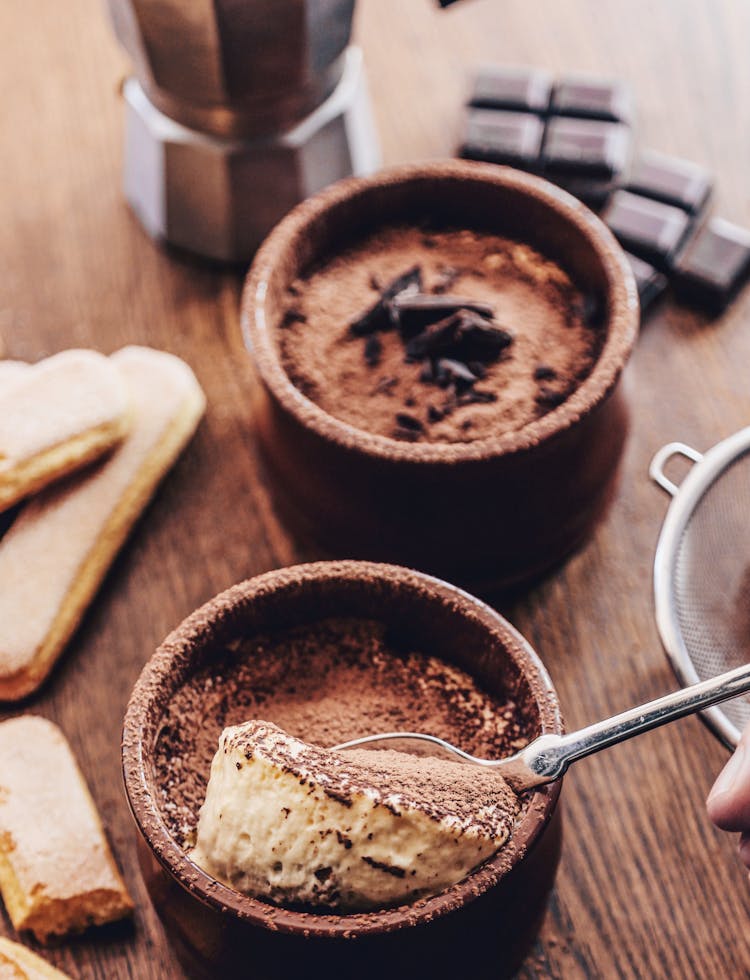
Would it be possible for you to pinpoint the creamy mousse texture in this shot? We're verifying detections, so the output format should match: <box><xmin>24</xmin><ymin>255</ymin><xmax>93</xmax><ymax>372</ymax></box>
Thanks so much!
<box><xmin>154</xmin><ymin>617</ymin><xmax>535</xmax><ymax>912</ymax></box>
<box><xmin>190</xmin><ymin>720</ymin><xmax>518</xmax><ymax>911</ymax></box>
<box><xmin>278</xmin><ymin>224</ymin><xmax>603</xmax><ymax>443</ymax></box>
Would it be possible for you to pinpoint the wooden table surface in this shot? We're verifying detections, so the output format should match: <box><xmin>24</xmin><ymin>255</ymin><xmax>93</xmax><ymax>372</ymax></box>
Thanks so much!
<box><xmin>2</xmin><ymin>0</ymin><xmax>750</xmax><ymax>976</ymax></box>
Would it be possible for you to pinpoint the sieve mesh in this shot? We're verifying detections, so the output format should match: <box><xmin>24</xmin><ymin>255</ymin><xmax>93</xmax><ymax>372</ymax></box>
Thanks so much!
<box><xmin>671</xmin><ymin>448</ymin><xmax>750</xmax><ymax>739</ymax></box>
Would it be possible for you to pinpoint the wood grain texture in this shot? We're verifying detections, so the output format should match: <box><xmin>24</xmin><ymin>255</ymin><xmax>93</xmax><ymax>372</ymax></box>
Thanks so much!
<box><xmin>1</xmin><ymin>0</ymin><xmax>749</xmax><ymax>975</ymax></box>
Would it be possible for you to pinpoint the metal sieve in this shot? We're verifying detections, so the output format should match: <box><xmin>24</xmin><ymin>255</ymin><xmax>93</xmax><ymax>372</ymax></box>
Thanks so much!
<box><xmin>651</xmin><ymin>428</ymin><xmax>750</xmax><ymax>749</ymax></box>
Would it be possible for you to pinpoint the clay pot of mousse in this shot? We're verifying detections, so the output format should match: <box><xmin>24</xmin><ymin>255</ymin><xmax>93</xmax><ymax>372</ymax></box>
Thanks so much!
<box><xmin>241</xmin><ymin>161</ymin><xmax>638</xmax><ymax>591</ymax></box>
<box><xmin>123</xmin><ymin>560</ymin><xmax>563</xmax><ymax>980</ymax></box>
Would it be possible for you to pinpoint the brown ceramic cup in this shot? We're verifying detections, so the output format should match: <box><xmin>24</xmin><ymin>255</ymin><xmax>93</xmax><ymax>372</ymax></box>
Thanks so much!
<box><xmin>123</xmin><ymin>560</ymin><xmax>563</xmax><ymax>979</ymax></box>
<box><xmin>241</xmin><ymin>161</ymin><xmax>639</xmax><ymax>590</ymax></box>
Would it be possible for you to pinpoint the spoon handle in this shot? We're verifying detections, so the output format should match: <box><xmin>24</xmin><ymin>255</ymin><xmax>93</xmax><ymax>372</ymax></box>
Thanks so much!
<box><xmin>515</xmin><ymin>661</ymin><xmax>750</xmax><ymax>789</ymax></box>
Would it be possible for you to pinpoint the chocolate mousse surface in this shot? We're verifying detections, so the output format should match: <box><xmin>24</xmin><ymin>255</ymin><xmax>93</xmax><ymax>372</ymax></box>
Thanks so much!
<box><xmin>278</xmin><ymin>224</ymin><xmax>602</xmax><ymax>443</ymax></box>
<box><xmin>154</xmin><ymin>617</ymin><xmax>531</xmax><ymax>848</ymax></box>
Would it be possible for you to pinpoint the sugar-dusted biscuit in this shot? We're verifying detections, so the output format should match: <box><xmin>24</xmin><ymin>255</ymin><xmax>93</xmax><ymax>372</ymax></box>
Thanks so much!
<box><xmin>0</xmin><ymin>716</ymin><xmax>133</xmax><ymax>943</ymax></box>
<box><xmin>0</xmin><ymin>938</ymin><xmax>71</xmax><ymax>978</ymax></box>
<box><xmin>0</xmin><ymin>350</ymin><xmax>130</xmax><ymax>512</ymax></box>
<box><xmin>0</xmin><ymin>346</ymin><xmax>206</xmax><ymax>701</ymax></box>
<box><xmin>0</xmin><ymin>361</ymin><xmax>30</xmax><ymax>389</ymax></box>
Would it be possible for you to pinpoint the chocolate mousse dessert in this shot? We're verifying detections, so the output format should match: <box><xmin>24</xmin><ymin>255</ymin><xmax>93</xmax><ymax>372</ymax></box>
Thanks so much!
<box><xmin>190</xmin><ymin>721</ymin><xmax>518</xmax><ymax>910</ymax></box>
<box><xmin>154</xmin><ymin>618</ymin><xmax>530</xmax><ymax>910</ymax></box>
<box><xmin>278</xmin><ymin>225</ymin><xmax>602</xmax><ymax>443</ymax></box>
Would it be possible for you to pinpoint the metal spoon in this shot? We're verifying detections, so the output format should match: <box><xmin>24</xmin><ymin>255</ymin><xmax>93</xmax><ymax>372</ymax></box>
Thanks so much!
<box><xmin>334</xmin><ymin>661</ymin><xmax>750</xmax><ymax>793</ymax></box>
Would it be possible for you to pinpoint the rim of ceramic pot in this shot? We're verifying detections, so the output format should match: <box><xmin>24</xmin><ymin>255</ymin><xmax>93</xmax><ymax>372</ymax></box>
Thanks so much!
<box><xmin>123</xmin><ymin>560</ymin><xmax>563</xmax><ymax>938</ymax></box>
<box><xmin>241</xmin><ymin>160</ymin><xmax>638</xmax><ymax>465</ymax></box>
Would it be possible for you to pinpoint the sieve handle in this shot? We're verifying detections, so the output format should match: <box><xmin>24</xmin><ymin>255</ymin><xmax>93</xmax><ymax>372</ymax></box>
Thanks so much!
<box><xmin>521</xmin><ymin>662</ymin><xmax>750</xmax><ymax>786</ymax></box>
<box><xmin>650</xmin><ymin>442</ymin><xmax>703</xmax><ymax>496</ymax></box>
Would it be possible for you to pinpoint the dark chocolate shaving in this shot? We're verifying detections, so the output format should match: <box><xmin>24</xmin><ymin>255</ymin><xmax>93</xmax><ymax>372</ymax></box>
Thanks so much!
<box><xmin>419</xmin><ymin>361</ymin><xmax>437</xmax><ymax>383</ymax></box>
<box><xmin>395</xmin><ymin>412</ymin><xmax>424</xmax><ymax>433</ymax></box>
<box><xmin>534</xmin><ymin>365</ymin><xmax>557</xmax><ymax>381</ymax></box>
<box><xmin>349</xmin><ymin>266</ymin><xmax>423</xmax><ymax>337</ymax></box>
<box><xmin>458</xmin><ymin>388</ymin><xmax>498</xmax><ymax>405</ymax></box>
<box><xmin>405</xmin><ymin>313</ymin><xmax>465</xmax><ymax>361</ymax></box>
<box><xmin>349</xmin><ymin>266</ymin><xmax>520</xmax><ymax>436</ymax></box>
<box><xmin>281</xmin><ymin>307</ymin><xmax>307</xmax><ymax>327</ymax></box>
<box><xmin>405</xmin><ymin>309</ymin><xmax>513</xmax><ymax>363</ymax></box>
<box><xmin>391</xmin><ymin>293</ymin><xmax>495</xmax><ymax>336</ymax></box>
<box><xmin>536</xmin><ymin>386</ymin><xmax>567</xmax><ymax>409</ymax></box>
<box><xmin>373</xmin><ymin>376</ymin><xmax>398</xmax><ymax>394</ymax></box>
<box><xmin>436</xmin><ymin>358</ymin><xmax>477</xmax><ymax>391</ymax></box>
<box><xmin>364</xmin><ymin>335</ymin><xmax>383</xmax><ymax>367</ymax></box>
<box><xmin>361</xmin><ymin>856</ymin><xmax>407</xmax><ymax>879</ymax></box>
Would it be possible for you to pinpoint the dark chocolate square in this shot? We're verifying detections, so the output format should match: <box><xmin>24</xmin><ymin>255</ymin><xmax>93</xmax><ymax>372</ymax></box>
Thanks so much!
<box><xmin>627</xmin><ymin>150</ymin><xmax>713</xmax><ymax>215</ymax></box>
<box><xmin>602</xmin><ymin>190</ymin><xmax>692</xmax><ymax>269</ymax></box>
<box><xmin>542</xmin><ymin>117</ymin><xmax>631</xmax><ymax>181</ymax></box>
<box><xmin>555</xmin><ymin>175</ymin><xmax>617</xmax><ymax>209</ymax></box>
<box><xmin>460</xmin><ymin>108</ymin><xmax>544</xmax><ymax>169</ymax></box>
<box><xmin>551</xmin><ymin>75</ymin><xmax>634</xmax><ymax>124</ymax></box>
<box><xmin>673</xmin><ymin>218</ymin><xmax>750</xmax><ymax>312</ymax></box>
<box><xmin>624</xmin><ymin>251</ymin><xmax>668</xmax><ymax>315</ymax></box>
<box><xmin>469</xmin><ymin>66</ymin><xmax>553</xmax><ymax>113</ymax></box>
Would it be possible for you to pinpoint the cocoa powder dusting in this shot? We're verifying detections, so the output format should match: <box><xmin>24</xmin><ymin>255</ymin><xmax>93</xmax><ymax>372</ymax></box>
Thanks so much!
<box><xmin>232</xmin><ymin>721</ymin><xmax>519</xmax><ymax>839</ymax></box>
<box><xmin>278</xmin><ymin>225</ymin><xmax>602</xmax><ymax>443</ymax></box>
<box><xmin>154</xmin><ymin>618</ymin><xmax>529</xmax><ymax>847</ymax></box>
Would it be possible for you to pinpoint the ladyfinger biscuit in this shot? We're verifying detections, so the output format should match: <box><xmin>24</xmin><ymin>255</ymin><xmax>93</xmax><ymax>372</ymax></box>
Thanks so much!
<box><xmin>0</xmin><ymin>346</ymin><xmax>206</xmax><ymax>700</ymax></box>
<box><xmin>0</xmin><ymin>716</ymin><xmax>133</xmax><ymax>943</ymax></box>
<box><xmin>0</xmin><ymin>350</ymin><xmax>130</xmax><ymax>512</ymax></box>
<box><xmin>0</xmin><ymin>361</ymin><xmax>29</xmax><ymax>389</ymax></box>
<box><xmin>0</xmin><ymin>938</ymin><xmax>71</xmax><ymax>979</ymax></box>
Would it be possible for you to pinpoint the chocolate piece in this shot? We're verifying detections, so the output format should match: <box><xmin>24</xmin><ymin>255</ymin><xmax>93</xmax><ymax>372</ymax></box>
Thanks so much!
<box><xmin>602</xmin><ymin>190</ymin><xmax>692</xmax><ymax>269</ymax></box>
<box><xmin>364</xmin><ymin>335</ymin><xmax>383</xmax><ymax>367</ymax></box>
<box><xmin>436</xmin><ymin>358</ymin><xmax>477</xmax><ymax>390</ymax></box>
<box><xmin>672</xmin><ymin>218</ymin><xmax>750</xmax><ymax>312</ymax></box>
<box><xmin>405</xmin><ymin>314</ymin><xmax>462</xmax><ymax>361</ymax></box>
<box><xmin>419</xmin><ymin>362</ymin><xmax>437</xmax><ymax>383</ymax></box>
<box><xmin>555</xmin><ymin>175</ymin><xmax>617</xmax><ymax>209</ymax></box>
<box><xmin>391</xmin><ymin>293</ymin><xmax>495</xmax><ymax>335</ymax></box>
<box><xmin>452</xmin><ymin>312</ymin><xmax>513</xmax><ymax>360</ymax></box>
<box><xmin>373</xmin><ymin>376</ymin><xmax>398</xmax><ymax>394</ymax></box>
<box><xmin>551</xmin><ymin>76</ymin><xmax>634</xmax><ymax>124</ymax></box>
<box><xmin>536</xmin><ymin>386</ymin><xmax>567</xmax><ymax>409</ymax></box>
<box><xmin>349</xmin><ymin>267</ymin><xmax>422</xmax><ymax>336</ymax></box>
<box><xmin>460</xmin><ymin>108</ymin><xmax>544</xmax><ymax>169</ymax></box>
<box><xmin>626</xmin><ymin>150</ymin><xmax>713</xmax><ymax>215</ymax></box>
<box><xmin>542</xmin><ymin>117</ymin><xmax>630</xmax><ymax>181</ymax></box>
<box><xmin>395</xmin><ymin>412</ymin><xmax>424</xmax><ymax>433</ymax></box>
<box><xmin>624</xmin><ymin>252</ymin><xmax>668</xmax><ymax>314</ymax></box>
<box><xmin>459</xmin><ymin>388</ymin><xmax>498</xmax><ymax>405</ymax></box>
<box><xmin>534</xmin><ymin>365</ymin><xmax>556</xmax><ymax>381</ymax></box>
<box><xmin>281</xmin><ymin>307</ymin><xmax>306</xmax><ymax>327</ymax></box>
<box><xmin>405</xmin><ymin>309</ymin><xmax>512</xmax><ymax>363</ymax></box>
<box><xmin>469</xmin><ymin>66</ymin><xmax>553</xmax><ymax>113</ymax></box>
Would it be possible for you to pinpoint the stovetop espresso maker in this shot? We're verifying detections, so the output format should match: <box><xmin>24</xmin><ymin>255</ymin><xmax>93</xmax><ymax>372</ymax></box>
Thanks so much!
<box><xmin>107</xmin><ymin>1</ymin><xmax>461</xmax><ymax>263</ymax></box>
